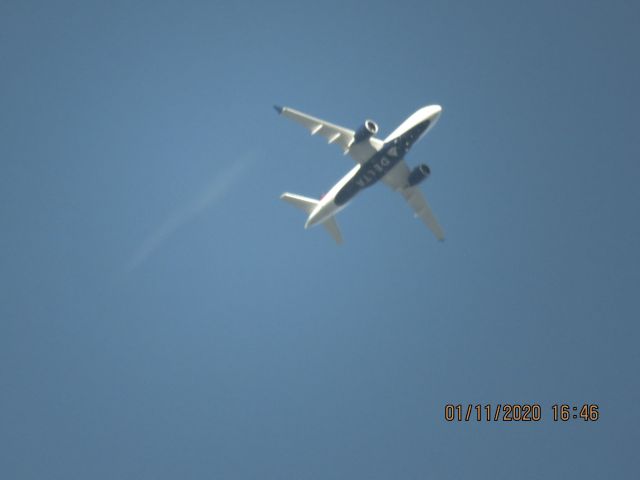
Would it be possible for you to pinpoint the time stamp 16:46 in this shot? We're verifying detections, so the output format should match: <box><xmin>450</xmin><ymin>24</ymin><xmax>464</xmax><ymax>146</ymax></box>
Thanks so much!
<box><xmin>444</xmin><ymin>404</ymin><xmax>600</xmax><ymax>422</ymax></box>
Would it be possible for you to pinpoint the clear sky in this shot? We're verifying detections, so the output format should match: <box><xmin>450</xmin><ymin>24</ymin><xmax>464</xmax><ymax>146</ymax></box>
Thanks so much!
<box><xmin>1</xmin><ymin>1</ymin><xmax>639</xmax><ymax>478</ymax></box>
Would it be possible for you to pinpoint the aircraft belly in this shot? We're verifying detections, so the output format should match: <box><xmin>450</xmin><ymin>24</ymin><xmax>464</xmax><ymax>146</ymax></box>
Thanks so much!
<box><xmin>335</xmin><ymin>145</ymin><xmax>404</xmax><ymax>206</ymax></box>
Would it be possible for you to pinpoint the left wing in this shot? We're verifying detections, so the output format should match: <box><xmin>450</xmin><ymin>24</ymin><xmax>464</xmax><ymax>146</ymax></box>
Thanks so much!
<box><xmin>274</xmin><ymin>105</ymin><xmax>354</xmax><ymax>152</ymax></box>
<box><xmin>382</xmin><ymin>161</ymin><xmax>445</xmax><ymax>241</ymax></box>
<box><xmin>274</xmin><ymin>105</ymin><xmax>383</xmax><ymax>164</ymax></box>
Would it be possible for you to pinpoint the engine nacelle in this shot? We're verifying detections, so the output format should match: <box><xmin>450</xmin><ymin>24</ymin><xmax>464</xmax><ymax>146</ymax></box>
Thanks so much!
<box><xmin>407</xmin><ymin>164</ymin><xmax>431</xmax><ymax>187</ymax></box>
<box><xmin>353</xmin><ymin>119</ymin><xmax>379</xmax><ymax>143</ymax></box>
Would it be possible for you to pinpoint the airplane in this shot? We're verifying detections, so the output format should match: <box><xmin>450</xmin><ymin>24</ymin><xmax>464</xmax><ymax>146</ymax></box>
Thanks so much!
<box><xmin>275</xmin><ymin>104</ymin><xmax>445</xmax><ymax>244</ymax></box>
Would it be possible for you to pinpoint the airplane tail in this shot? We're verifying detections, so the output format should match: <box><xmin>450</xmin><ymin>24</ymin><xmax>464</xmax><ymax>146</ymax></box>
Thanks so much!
<box><xmin>280</xmin><ymin>192</ymin><xmax>318</xmax><ymax>214</ymax></box>
<box><xmin>280</xmin><ymin>193</ymin><xmax>343</xmax><ymax>244</ymax></box>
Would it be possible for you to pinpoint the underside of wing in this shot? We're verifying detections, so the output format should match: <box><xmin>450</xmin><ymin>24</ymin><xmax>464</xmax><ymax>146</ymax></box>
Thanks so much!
<box><xmin>382</xmin><ymin>161</ymin><xmax>445</xmax><ymax>241</ymax></box>
<box><xmin>401</xmin><ymin>187</ymin><xmax>445</xmax><ymax>241</ymax></box>
<box><xmin>274</xmin><ymin>105</ymin><xmax>383</xmax><ymax>164</ymax></box>
<box><xmin>275</xmin><ymin>105</ymin><xmax>354</xmax><ymax>152</ymax></box>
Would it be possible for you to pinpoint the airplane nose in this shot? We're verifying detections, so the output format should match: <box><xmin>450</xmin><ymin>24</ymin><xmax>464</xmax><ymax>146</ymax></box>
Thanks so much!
<box><xmin>429</xmin><ymin>105</ymin><xmax>442</xmax><ymax>125</ymax></box>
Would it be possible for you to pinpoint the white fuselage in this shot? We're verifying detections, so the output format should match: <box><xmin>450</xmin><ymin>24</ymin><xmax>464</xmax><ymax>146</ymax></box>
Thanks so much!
<box><xmin>305</xmin><ymin>104</ymin><xmax>442</xmax><ymax>229</ymax></box>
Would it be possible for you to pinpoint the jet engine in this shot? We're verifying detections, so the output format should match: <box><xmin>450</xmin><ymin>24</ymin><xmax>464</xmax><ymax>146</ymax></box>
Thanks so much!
<box><xmin>407</xmin><ymin>164</ymin><xmax>431</xmax><ymax>187</ymax></box>
<box><xmin>353</xmin><ymin>119</ymin><xmax>379</xmax><ymax>143</ymax></box>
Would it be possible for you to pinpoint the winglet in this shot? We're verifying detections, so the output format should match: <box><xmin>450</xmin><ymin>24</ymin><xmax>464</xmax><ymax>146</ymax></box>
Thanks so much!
<box><xmin>273</xmin><ymin>105</ymin><xmax>284</xmax><ymax>114</ymax></box>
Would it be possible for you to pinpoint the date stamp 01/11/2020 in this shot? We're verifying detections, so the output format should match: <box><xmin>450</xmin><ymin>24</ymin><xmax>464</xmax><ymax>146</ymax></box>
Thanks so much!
<box><xmin>444</xmin><ymin>404</ymin><xmax>600</xmax><ymax>423</ymax></box>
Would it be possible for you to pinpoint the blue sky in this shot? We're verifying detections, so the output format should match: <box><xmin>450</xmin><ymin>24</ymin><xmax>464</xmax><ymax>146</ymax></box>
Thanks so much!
<box><xmin>1</xmin><ymin>1</ymin><xmax>639</xmax><ymax>478</ymax></box>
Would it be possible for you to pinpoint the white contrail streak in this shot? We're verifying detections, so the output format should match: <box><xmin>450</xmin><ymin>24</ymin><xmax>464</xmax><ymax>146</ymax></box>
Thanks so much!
<box><xmin>126</xmin><ymin>160</ymin><xmax>248</xmax><ymax>271</ymax></box>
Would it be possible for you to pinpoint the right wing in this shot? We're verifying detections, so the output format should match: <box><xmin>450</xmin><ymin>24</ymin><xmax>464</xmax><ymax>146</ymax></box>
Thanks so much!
<box><xmin>382</xmin><ymin>161</ymin><xmax>445</xmax><ymax>241</ymax></box>
<box><xmin>400</xmin><ymin>186</ymin><xmax>445</xmax><ymax>241</ymax></box>
<box><xmin>274</xmin><ymin>105</ymin><xmax>383</xmax><ymax>164</ymax></box>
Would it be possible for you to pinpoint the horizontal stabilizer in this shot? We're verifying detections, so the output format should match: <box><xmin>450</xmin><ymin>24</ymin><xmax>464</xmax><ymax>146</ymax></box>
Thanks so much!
<box><xmin>280</xmin><ymin>192</ymin><xmax>344</xmax><ymax>244</ymax></box>
<box><xmin>322</xmin><ymin>216</ymin><xmax>343</xmax><ymax>244</ymax></box>
<box><xmin>280</xmin><ymin>193</ymin><xmax>318</xmax><ymax>214</ymax></box>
